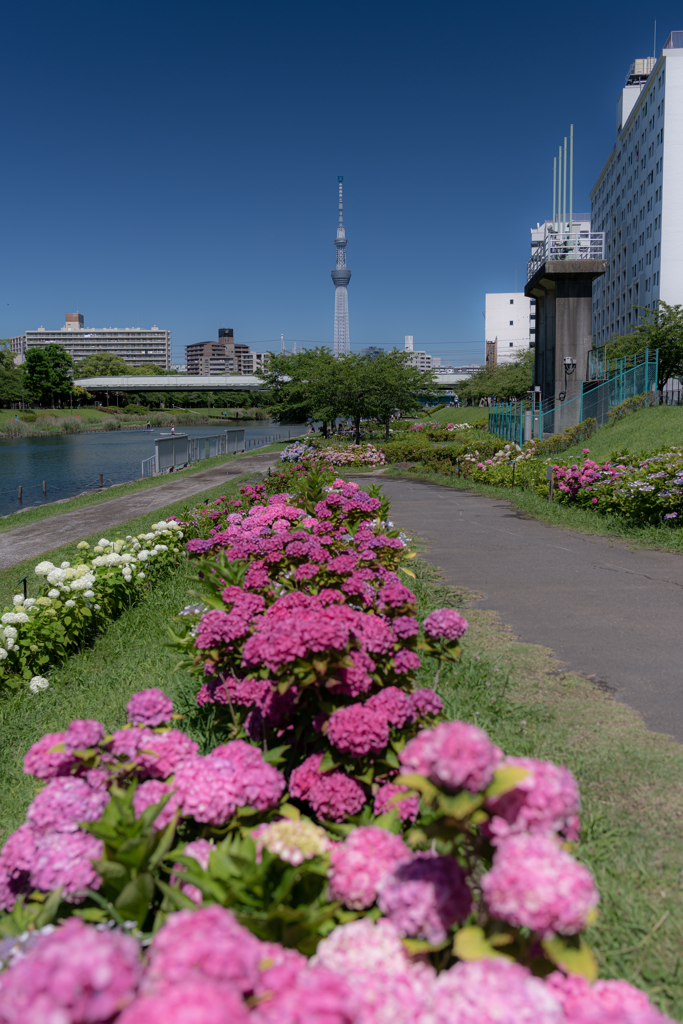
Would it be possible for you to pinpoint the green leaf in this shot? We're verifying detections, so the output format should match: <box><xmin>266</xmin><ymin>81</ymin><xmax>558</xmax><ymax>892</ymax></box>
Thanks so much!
<box><xmin>453</xmin><ymin>925</ymin><xmax>514</xmax><ymax>961</ymax></box>
<box><xmin>156</xmin><ymin>878</ymin><xmax>201</xmax><ymax>911</ymax></box>
<box><xmin>485</xmin><ymin>766</ymin><xmax>529</xmax><ymax>799</ymax></box>
<box><xmin>542</xmin><ymin>937</ymin><xmax>598</xmax><ymax>981</ymax></box>
<box><xmin>319</xmin><ymin>750</ymin><xmax>338</xmax><ymax>773</ymax></box>
<box><xmin>114</xmin><ymin>872</ymin><xmax>155</xmax><ymax>927</ymax></box>
<box><xmin>394</xmin><ymin>773</ymin><xmax>438</xmax><ymax>803</ymax></box>
<box><xmin>384</xmin><ymin>748</ymin><xmax>400</xmax><ymax>769</ymax></box>
<box><xmin>93</xmin><ymin>859</ymin><xmax>130</xmax><ymax>894</ymax></box>
<box><xmin>262</xmin><ymin>744</ymin><xmax>291</xmax><ymax>766</ymax></box>
<box><xmin>34</xmin><ymin>887</ymin><xmax>63</xmax><ymax>929</ymax></box>
<box><xmin>402</xmin><ymin>937</ymin><xmax>450</xmax><ymax>955</ymax></box>
<box><xmin>437</xmin><ymin>791</ymin><xmax>484</xmax><ymax>820</ymax></box>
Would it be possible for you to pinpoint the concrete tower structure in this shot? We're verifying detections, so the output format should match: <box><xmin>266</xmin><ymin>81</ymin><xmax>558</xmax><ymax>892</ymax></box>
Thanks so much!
<box><xmin>331</xmin><ymin>176</ymin><xmax>351</xmax><ymax>356</ymax></box>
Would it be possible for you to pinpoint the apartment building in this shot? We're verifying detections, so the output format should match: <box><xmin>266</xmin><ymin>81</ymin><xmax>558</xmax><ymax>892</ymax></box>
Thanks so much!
<box><xmin>484</xmin><ymin>292</ymin><xmax>536</xmax><ymax>364</ymax></box>
<box><xmin>403</xmin><ymin>335</ymin><xmax>441</xmax><ymax>370</ymax></box>
<box><xmin>591</xmin><ymin>31</ymin><xmax>683</xmax><ymax>343</ymax></box>
<box><xmin>185</xmin><ymin>329</ymin><xmax>269</xmax><ymax>375</ymax></box>
<box><xmin>12</xmin><ymin>313</ymin><xmax>171</xmax><ymax>369</ymax></box>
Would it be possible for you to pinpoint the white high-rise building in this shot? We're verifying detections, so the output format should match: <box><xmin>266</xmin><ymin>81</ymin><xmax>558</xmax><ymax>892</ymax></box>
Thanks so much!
<box><xmin>12</xmin><ymin>313</ymin><xmax>171</xmax><ymax>369</ymax></box>
<box><xmin>591</xmin><ymin>31</ymin><xmax>683</xmax><ymax>344</ymax></box>
<box><xmin>403</xmin><ymin>335</ymin><xmax>440</xmax><ymax>369</ymax></box>
<box><xmin>331</xmin><ymin>176</ymin><xmax>351</xmax><ymax>356</ymax></box>
<box><xmin>484</xmin><ymin>293</ymin><xmax>535</xmax><ymax>364</ymax></box>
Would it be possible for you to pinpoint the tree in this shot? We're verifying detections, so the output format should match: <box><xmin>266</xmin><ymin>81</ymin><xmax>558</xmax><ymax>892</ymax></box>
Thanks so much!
<box><xmin>0</xmin><ymin>343</ymin><xmax>23</xmax><ymax>407</ymax></box>
<box><xmin>605</xmin><ymin>301</ymin><xmax>683</xmax><ymax>391</ymax></box>
<box><xmin>458</xmin><ymin>350</ymin><xmax>533</xmax><ymax>404</ymax></box>
<box><xmin>74</xmin><ymin>353</ymin><xmax>130</xmax><ymax>378</ymax></box>
<box><xmin>257</xmin><ymin>348</ymin><xmax>340</xmax><ymax>431</ymax></box>
<box><xmin>24</xmin><ymin>345</ymin><xmax>75</xmax><ymax>407</ymax></box>
<box><xmin>364</xmin><ymin>351</ymin><xmax>436</xmax><ymax>438</ymax></box>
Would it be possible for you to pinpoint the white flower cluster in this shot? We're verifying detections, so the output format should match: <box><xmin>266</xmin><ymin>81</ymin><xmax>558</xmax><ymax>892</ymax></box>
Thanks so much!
<box><xmin>0</xmin><ymin>519</ymin><xmax>184</xmax><ymax>678</ymax></box>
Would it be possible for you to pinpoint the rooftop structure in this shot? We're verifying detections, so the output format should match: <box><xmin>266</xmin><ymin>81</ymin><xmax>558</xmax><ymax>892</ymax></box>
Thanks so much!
<box><xmin>331</xmin><ymin>177</ymin><xmax>351</xmax><ymax>356</ymax></box>
<box><xmin>404</xmin><ymin>335</ymin><xmax>440</xmax><ymax>370</ymax></box>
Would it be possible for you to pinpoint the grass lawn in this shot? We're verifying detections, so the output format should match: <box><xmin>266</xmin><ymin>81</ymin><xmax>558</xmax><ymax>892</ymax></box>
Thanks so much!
<box><xmin>0</xmin><ymin>519</ymin><xmax>681</xmax><ymax>1014</ymax></box>
<box><xmin>0</xmin><ymin>441</ymin><xmax>289</xmax><ymax>537</ymax></box>
<box><xmin>415</xmin><ymin>406</ymin><xmax>489</xmax><ymax>425</ymax></box>
<box><xmin>559</xmin><ymin>405</ymin><xmax>683</xmax><ymax>463</ymax></box>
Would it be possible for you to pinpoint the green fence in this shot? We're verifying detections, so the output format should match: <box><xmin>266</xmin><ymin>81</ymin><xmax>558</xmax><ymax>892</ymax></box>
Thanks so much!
<box><xmin>489</xmin><ymin>350</ymin><xmax>659</xmax><ymax>442</ymax></box>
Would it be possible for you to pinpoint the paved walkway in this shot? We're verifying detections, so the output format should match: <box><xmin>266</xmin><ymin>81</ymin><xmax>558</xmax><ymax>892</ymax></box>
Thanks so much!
<box><xmin>357</xmin><ymin>476</ymin><xmax>683</xmax><ymax>741</ymax></box>
<box><xmin>0</xmin><ymin>453</ymin><xmax>280</xmax><ymax>569</ymax></box>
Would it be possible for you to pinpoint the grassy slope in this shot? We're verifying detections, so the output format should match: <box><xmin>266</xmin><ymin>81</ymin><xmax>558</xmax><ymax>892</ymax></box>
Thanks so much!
<box><xmin>559</xmin><ymin>405</ymin><xmax>683</xmax><ymax>463</ymax></box>
<box><xmin>415</xmin><ymin>406</ymin><xmax>489</xmax><ymax>425</ymax></box>
<box><xmin>0</xmin><ymin>442</ymin><xmax>288</xmax><ymax>536</ymax></box>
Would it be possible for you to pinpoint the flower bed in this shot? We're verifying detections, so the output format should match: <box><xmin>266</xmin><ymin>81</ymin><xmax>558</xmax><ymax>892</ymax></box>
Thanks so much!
<box><xmin>279</xmin><ymin>440</ymin><xmax>385</xmax><ymax>466</ymax></box>
<box><xmin>553</xmin><ymin>447</ymin><xmax>683</xmax><ymax>524</ymax></box>
<box><xmin>0</xmin><ymin>480</ymin><xmax>671</xmax><ymax>1021</ymax></box>
<box><xmin>0</xmin><ymin>522</ymin><xmax>185</xmax><ymax>685</ymax></box>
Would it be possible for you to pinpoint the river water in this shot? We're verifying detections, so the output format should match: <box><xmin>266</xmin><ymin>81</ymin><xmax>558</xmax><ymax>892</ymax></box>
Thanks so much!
<box><xmin>0</xmin><ymin>421</ymin><xmax>307</xmax><ymax>517</ymax></box>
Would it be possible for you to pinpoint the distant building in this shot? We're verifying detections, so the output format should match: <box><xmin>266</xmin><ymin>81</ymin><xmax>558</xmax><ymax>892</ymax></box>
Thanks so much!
<box><xmin>404</xmin><ymin>334</ymin><xmax>441</xmax><ymax>370</ymax></box>
<box><xmin>591</xmin><ymin>32</ymin><xmax>683</xmax><ymax>343</ymax></box>
<box><xmin>185</xmin><ymin>329</ymin><xmax>269</xmax><ymax>375</ymax></box>
<box><xmin>13</xmin><ymin>314</ymin><xmax>171</xmax><ymax>369</ymax></box>
<box><xmin>484</xmin><ymin>293</ymin><xmax>535</xmax><ymax>364</ymax></box>
<box><xmin>360</xmin><ymin>346</ymin><xmax>385</xmax><ymax>359</ymax></box>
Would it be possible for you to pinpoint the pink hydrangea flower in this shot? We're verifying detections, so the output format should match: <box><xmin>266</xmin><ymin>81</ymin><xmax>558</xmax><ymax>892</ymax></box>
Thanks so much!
<box><xmin>400</xmin><ymin>721</ymin><xmax>501</xmax><ymax>793</ymax></box>
<box><xmin>428</xmin><ymin>958</ymin><xmax>562</xmax><ymax>1024</ymax></box>
<box><xmin>118</xmin><ymin>982</ymin><xmax>250</xmax><ymax>1024</ymax></box>
<box><xmin>393</xmin><ymin>649</ymin><xmax>421</xmax><ymax>674</ymax></box>
<box><xmin>170</xmin><ymin>838</ymin><xmax>213</xmax><ymax>905</ymax></box>
<box><xmin>142</xmin><ymin>905</ymin><xmax>263</xmax><ymax>996</ymax></box>
<box><xmin>171</xmin><ymin>754</ymin><xmax>242</xmax><ymax>825</ymax></box>
<box><xmin>485</xmin><ymin>757</ymin><xmax>581</xmax><ymax>842</ymax></box>
<box><xmin>481</xmin><ymin>833</ymin><xmax>599</xmax><ymax>937</ymax></box>
<box><xmin>0</xmin><ymin>824</ymin><xmax>37</xmax><ymax>910</ymax></box>
<box><xmin>254</xmin><ymin>942</ymin><xmax>307</xmax><ymax>999</ymax></box>
<box><xmin>208</xmin><ymin>740</ymin><xmax>285</xmax><ymax>810</ymax></box>
<box><xmin>374</xmin><ymin>782</ymin><xmax>420</xmax><ymax>823</ymax></box>
<box><xmin>29</xmin><ymin>831</ymin><xmax>104</xmax><ymax>901</ymax></box>
<box><xmin>378</xmin><ymin>583</ymin><xmax>416</xmax><ymax>610</ymax></box>
<box><xmin>377</xmin><ymin>852</ymin><xmax>472</xmax><ymax>945</ymax></box>
<box><xmin>423</xmin><ymin>608</ymin><xmax>469</xmax><ymax>641</ymax></box>
<box><xmin>392</xmin><ymin>616</ymin><xmax>420</xmax><ymax>639</ymax></box>
<box><xmin>365</xmin><ymin>687</ymin><xmax>415</xmax><ymax>728</ymax></box>
<box><xmin>254</xmin><ymin>966</ymin><xmax>358</xmax><ymax>1024</ymax></box>
<box><xmin>546</xmin><ymin>971</ymin><xmax>670</xmax><ymax>1023</ymax></box>
<box><xmin>289</xmin><ymin>752</ymin><xmax>324</xmax><ymax>801</ymax></box>
<box><xmin>64</xmin><ymin>719</ymin><xmax>105</xmax><ymax>752</ymax></box>
<box><xmin>307</xmin><ymin>770</ymin><xmax>366</xmax><ymax>821</ymax></box>
<box><xmin>26</xmin><ymin>777</ymin><xmax>109</xmax><ymax>834</ymax></box>
<box><xmin>126</xmin><ymin>687</ymin><xmax>174</xmax><ymax>727</ymax></box>
<box><xmin>312</xmin><ymin>917</ymin><xmax>412</xmax><ymax>975</ymax></box>
<box><xmin>336</xmin><ymin>649</ymin><xmax>376</xmax><ymax>696</ymax></box>
<box><xmin>326</xmin><ymin>703</ymin><xmax>390</xmax><ymax>756</ymax></box>
<box><xmin>132</xmin><ymin>780</ymin><xmax>182</xmax><ymax>829</ymax></box>
<box><xmin>23</xmin><ymin>731</ymin><xmax>75</xmax><ymax>778</ymax></box>
<box><xmin>410</xmin><ymin>689</ymin><xmax>443</xmax><ymax>717</ymax></box>
<box><xmin>135</xmin><ymin>729</ymin><xmax>199</xmax><ymax>779</ymax></box>
<box><xmin>0</xmin><ymin>917</ymin><xmax>141</xmax><ymax>1024</ymax></box>
<box><xmin>328</xmin><ymin>826</ymin><xmax>411</xmax><ymax>909</ymax></box>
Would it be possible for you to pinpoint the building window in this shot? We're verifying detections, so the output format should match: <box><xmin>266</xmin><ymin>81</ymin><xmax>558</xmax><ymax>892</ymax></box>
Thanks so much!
<box><xmin>509</xmin><ymin>320</ymin><xmax>513</xmax><ymax>326</ymax></box>
<box><xmin>509</xmin><ymin>299</ymin><xmax>514</xmax><ymax>304</ymax></box>
<box><xmin>509</xmin><ymin>342</ymin><xmax>514</xmax><ymax>348</ymax></box>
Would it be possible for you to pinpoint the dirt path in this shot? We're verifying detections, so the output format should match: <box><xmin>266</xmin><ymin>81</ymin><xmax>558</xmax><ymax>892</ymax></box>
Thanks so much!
<box><xmin>0</xmin><ymin>453</ymin><xmax>280</xmax><ymax>569</ymax></box>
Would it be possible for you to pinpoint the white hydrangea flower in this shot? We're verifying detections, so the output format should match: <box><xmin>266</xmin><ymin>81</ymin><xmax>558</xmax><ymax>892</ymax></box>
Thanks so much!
<box><xmin>29</xmin><ymin>676</ymin><xmax>49</xmax><ymax>694</ymax></box>
<box><xmin>137</xmin><ymin>550</ymin><xmax>150</xmax><ymax>562</ymax></box>
<box><xmin>65</xmin><ymin>600</ymin><xmax>76</xmax><ymax>608</ymax></box>
<box><xmin>12</xmin><ymin>595</ymin><xmax>24</xmax><ymax>607</ymax></box>
<box><xmin>137</xmin><ymin>572</ymin><xmax>146</xmax><ymax>580</ymax></box>
<box><xmin>94</xmin><ymin>603</ymin><xmax>101</xmax><ymax>610</ymax></box>
<box><xmin>120</xmin><ymin>554</ymin><xmax>135</xmax><ymax>564</ymax></box>
<box><xmin>74</xmin><ymin>565</ymin><xmax>91</xmax><ymax>578</ymax></box>
<box><xmin>34</xmin><ymin>561</ymin><xmax>55</xmax><ymax>576</ymax></box>
<box><xmin>0</xmin><ymin>649</ymin><xmax>7</xmax><ymax>661</ymax></box>
<box><xmin>5</xmin><ymin>639</ymin><xmax>15</xmax><ymax>650</ymax></box>
<box><xmin>126</xmin><ymin>535</ymin><xmax>133</xmax><ymax>540</ymax></box>
<box><xmin>47</xmin><ymin>589</ymin><xmax>60</xmax><ymax>599</ymax></box>
<box><xmin>3</xmin><ymin>626</ymin><xmax>17</xmax><ymax>640</ymax></box>
<box><xmin>46</xmin><ymin>570</ymin><xmax>66</xmax><ymax>585</ymax></box>
<box><xmin>98</xmin><ymin>538</ymin><xmax>111</xmax><ymax>547</ymax></box>
<box><xmin>143</xmin><ymin>532</ymin><xmax>156</xmax><ymax>541</ymax></box>
<box><xmin>2</xmin><ymin>612</ymin><xmax>24</xmax><ymax>625</ymax></box>
<box><xmin>60</xmin><ymin>561</ymin><xmax>71</xmax><ymax>569</ymax></box>
<box><xmin>35</xmin><ymin>597</ymin><xmax>52</xmax><ymax>607</ymax></box>
<box><xmin>83</xmin><ymin>590</ymin><xmax>95</xmax><ymax>598</ymax></box>
<box><xmin>71</xmin><ymin>574</ymin><xmax>96</xmax><ymax>591</ymax></box>
<box><xmin>105</xmin><ymin>553</ymin><xmax>123</xmax><ymax>566</ymax></box>
<box><xmin>177</xmin><ymin>531</ymin><xmax>184</xmax><ymax>539</ymax></box>
<box><xmin>76</xmin><ymin>541</ymin><xmax>90</xmax><ymax>550</ymax></box>
<box><xmin>93</xmin><ymin>546</ymin><xmax>104</xmax><ymax>554</ymax></box>
<box><xmin>153</xmin><ymin>545</ymin><xmax>168</xmax><ymax>554</ymax></box>
<box><xmin>23</xmin><ymin>598</ymin><xmax>36</xmax><ymax>609</ymax></box>
<box><xmin>114</xmin><ymin>540</ymin><xmax>125</xmax><ymax>553</ymax></box>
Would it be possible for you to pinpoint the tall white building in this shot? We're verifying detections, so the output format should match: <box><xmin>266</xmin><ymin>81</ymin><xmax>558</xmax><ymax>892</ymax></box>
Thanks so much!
<box><xmin>484</xmin><ymin>293</ymin><xmax>535</xmax><ymax>364</ymax></box>
<box><xmin>404</xmin><ymin>335</ymin><xmax>440</xmax><ymax>370</ymax></box>
<box><xmin>591</xmin><ymin>31</ymin><xmax>683</xmax><ymax>344</ymax></box>
<box><xmin>12</xmin><ymin>313</ymin><xmax>171</xmax><ymax>369</ymax></box>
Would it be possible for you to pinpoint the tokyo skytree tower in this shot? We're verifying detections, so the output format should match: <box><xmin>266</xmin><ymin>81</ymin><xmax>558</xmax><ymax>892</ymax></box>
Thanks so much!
<box><xmin>331</xmin><ymin>176</ymin><xmax>351</xmax><ymax>356</ymax></box>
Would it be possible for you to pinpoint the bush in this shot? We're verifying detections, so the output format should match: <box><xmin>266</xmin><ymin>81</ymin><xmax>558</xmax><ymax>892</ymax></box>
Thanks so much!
<box><xmin>608</xmin><ymin>392</ymin><xmax>657</xmax><ymax>424</ymax></box>
<box><xmin>531</xmin><ymin>418</ymin><xmax>598</xmax><ymax>457</ymax></box>
<box><xmin>123</xmin><ymin>404</ymin><xmax>149</xmax><ymax>415</ymax></box>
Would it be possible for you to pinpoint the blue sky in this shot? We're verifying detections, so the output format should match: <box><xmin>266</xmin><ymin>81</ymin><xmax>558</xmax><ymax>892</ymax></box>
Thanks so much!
<box><xmin>1</xmin><ymin>0</ymin><xmax>679</xmax><ymax>365</ymax></box>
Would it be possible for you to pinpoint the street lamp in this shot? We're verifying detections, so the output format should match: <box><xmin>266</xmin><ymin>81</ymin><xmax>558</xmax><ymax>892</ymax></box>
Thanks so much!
<box><xmin>558</xmin><ymin>357</ymin><xmax>576</xmax><ymax>402</ymax></box>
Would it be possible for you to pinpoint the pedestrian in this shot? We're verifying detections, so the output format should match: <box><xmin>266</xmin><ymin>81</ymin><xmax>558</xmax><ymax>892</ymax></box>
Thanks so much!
<box><xmin>170</xmin><ymin>422</ymin><xmax>175</xmax><ymax>434</ymax></box>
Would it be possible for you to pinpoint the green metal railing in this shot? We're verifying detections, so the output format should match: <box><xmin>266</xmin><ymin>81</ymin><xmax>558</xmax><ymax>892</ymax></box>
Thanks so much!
<box><xmin>488</xmin><ymin>350</ymin><xmax>659</xmax><ymax>442</ymax></box>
